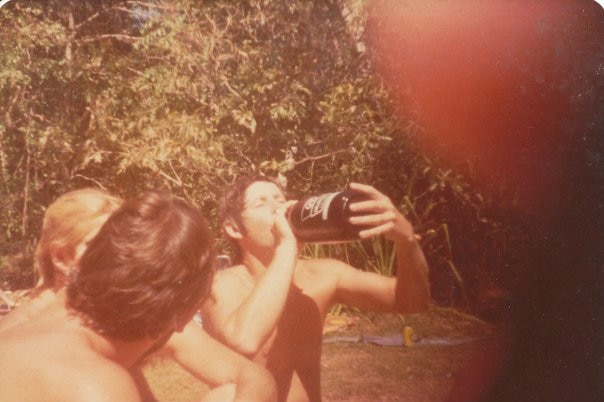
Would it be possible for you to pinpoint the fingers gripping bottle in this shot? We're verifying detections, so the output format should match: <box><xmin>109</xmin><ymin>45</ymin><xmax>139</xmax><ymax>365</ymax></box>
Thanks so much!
<box><xmin>287</xmin><ymin>189</ymin><xmax>369</xmax><ymax>243</ymax></box>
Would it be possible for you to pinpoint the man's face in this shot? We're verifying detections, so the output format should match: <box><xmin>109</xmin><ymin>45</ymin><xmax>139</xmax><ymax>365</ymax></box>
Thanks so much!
<box><xmin>237</xmin><ymin>181</ymin><xmax>287</xmax><ymax>249</ymax></box>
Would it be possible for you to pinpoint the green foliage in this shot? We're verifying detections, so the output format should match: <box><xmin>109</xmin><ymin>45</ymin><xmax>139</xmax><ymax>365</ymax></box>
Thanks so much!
<box><xmin>0</xmin><ymin>0</ymin><xmax>526</xmax><ymax>316</ymax></box>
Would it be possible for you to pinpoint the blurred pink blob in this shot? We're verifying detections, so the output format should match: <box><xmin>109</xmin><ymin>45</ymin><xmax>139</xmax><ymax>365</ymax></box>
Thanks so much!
<box><xmin>367</xmin><ymin>0</ymin><xmax>602</xmax><ymax>215</ymax></box>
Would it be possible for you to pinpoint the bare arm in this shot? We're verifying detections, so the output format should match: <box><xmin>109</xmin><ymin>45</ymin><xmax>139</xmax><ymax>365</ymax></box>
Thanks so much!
<box><xmin>338</xmin><ymin>183</ymin><xmax>431</xmax><ymax>314</ymax></box>
<box><xmin>162</xmin><ymin>322</ymin><xmax>277</xmax><ymax>402</ymax></box>
<box><xmin>203</xmin><ymin>203</ymin><xmax>298</xmax><ymax>356</ymax></box>
<box><xmin>391</xmin><ymin>233</ymin><xmax>431</xmax><ymax>313</ymax></box>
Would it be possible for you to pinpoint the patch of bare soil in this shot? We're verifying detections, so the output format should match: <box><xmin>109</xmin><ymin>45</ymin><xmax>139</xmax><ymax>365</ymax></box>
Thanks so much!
<box><xmin>141</xmin><ymin>307</ymin><xmax>505</xmax><ymax>402</ymax></box>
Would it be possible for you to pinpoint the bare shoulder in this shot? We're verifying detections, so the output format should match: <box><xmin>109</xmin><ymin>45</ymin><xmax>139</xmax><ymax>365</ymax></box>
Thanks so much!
<box><xmin>299</xmin><ymin>257</ymin><xmax>355</xmax><ymax>275</ymax></box>
<box><xmin>297</xmin><ymin>257</ymin><xmax>354</xmax><ymax>283</ymax></box>
<box><xmin>0</xmin><ymin>344</ymin><xmax>139</xmax><ymax>402</ymax></box>
<box><xmin>201</xmin><ymin>264</ymin><xmax>252</xmax><ymax>316</ymax></box>
<box><xmin>0</xmin><ymin>292</ymin><xmax>53</xmax><ymax>332</ymax></box>
<box><xmin>65</xmin><ymin>359</ymin><xmax>140</xmax><ymax>402</ymax></box>
<box><xmin>208</xmin><ymin>264</ymin><xmax>252</xmax><ymax>298</ymax></box>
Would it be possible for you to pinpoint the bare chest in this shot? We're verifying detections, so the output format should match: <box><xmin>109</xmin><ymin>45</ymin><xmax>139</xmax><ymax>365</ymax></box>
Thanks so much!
<box><xmin>256</xmin><ymin>275</ymin><xmax>335</xmax><ymax>370</ymax></box>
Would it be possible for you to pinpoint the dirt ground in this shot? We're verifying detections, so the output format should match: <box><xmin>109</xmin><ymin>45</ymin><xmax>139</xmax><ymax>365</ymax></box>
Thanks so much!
<box><xmin>141</xmin><ymin>307</ymin><xmax>505</xmax><ymax>402</ymax></box>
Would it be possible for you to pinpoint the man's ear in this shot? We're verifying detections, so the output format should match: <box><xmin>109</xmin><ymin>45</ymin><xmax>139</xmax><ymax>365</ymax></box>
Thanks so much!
<box><xmin>223</xmin><ymin>219</ymin><xmax>243</xmax><ymax>240</ymax></box>
<box><xmin>49</xmin><ymin>247</ymin><xmax>74</xmax><ymax>277</ymax></box>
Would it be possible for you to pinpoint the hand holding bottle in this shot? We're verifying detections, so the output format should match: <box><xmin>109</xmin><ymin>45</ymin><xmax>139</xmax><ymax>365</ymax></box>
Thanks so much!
<box><xmin>285</xmin><ymin>183</ymin><xmax>416</xmax><ymax>244</ymax></box>
<box><xmin>347</xmin><ymin>183</ymin><xmax>416</xmax><ymax>243</ymax></box>
<box><xmin>286</xmin><ymin>188</ymin><xmax>368</xmax><ymax>243</ymax></box>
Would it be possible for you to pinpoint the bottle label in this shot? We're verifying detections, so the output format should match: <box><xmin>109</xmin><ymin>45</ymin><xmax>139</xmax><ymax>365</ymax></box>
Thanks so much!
<box><xmin>300</xmin><ymin>192</ymin><xmax>338</xmax><ymax>222</ymax></box>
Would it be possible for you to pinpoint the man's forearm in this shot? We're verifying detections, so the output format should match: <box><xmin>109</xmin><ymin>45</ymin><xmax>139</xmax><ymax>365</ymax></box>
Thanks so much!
<box><xmin>234</xmin><ymin>362</ymin><xmax>277</xmax><ymax>402</ymax></box>
<box><xmin>222</xmin><ymin>243</ymin><xmax>298</xmax><ymax>355</ymax></box>
<box><xmin>394</xmin><ymin>237</ymin><xmax>431</xmax><ymax>313</ymax></box>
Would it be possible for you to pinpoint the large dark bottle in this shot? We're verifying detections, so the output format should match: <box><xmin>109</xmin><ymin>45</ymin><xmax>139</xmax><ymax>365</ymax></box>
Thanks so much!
<box><xmin>287</xmin><ymin>189</ymin><xmax>370</xmax><ymax>243</ymax></box>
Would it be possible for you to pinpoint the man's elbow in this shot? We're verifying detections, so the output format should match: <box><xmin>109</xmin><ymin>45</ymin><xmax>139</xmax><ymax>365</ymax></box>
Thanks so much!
<box><xmin>218</xmin><ymin>322</ymin><xmax>264</xmax><ymax>357</ymax></box>
<box><xmin>228</xmin><ymin>336</ymin><xmax>263</xmax><ymax>358</ymax></box>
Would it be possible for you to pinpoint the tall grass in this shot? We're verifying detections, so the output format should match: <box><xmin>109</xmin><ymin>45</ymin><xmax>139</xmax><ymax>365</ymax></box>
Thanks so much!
<box><xmin>346</xmin><ymin>237</ymin><xmax>396</xmax><ymax>276</ymax></box>
<box><xmin>302</xmin><ymin>238</ymin><xmax>396</xmax><ymax>276</ymax></box>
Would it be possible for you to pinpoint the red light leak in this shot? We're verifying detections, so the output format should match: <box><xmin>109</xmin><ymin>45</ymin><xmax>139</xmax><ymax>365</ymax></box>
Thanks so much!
<box><xmin>367</xmin><ymin>0</ymin><xmax>603</xmax><ymax>215</ymax></box>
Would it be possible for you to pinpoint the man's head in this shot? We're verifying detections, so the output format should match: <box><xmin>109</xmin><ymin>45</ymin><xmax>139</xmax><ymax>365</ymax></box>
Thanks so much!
<box><xmin>67</xmin><ymin>190</ymin><xmax>215</xmax><ymax>342</ymax></box>
<box><xmin>219</xmin><ymin>174</ymin><xmax>288</xmax><ymax>259</ymax></box>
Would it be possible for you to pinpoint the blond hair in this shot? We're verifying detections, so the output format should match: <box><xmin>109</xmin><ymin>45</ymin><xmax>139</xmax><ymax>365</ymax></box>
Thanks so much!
<box><xmin>35</xmin><ymin>188</ymin><xmax>122</xmax><ymax>290</ymax></box>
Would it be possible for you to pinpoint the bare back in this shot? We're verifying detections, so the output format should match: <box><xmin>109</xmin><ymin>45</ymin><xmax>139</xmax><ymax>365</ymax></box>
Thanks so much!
<box><xmin>0</xmin><ymin>311</ymin><xmax>140</xmax><ymax>402</ymax></box>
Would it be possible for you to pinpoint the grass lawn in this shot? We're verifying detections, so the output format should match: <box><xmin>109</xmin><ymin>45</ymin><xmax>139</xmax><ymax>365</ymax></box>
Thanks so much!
<box><xmin>141</xmin><ymin>307</ymin><xmax>505</xmax><ymax>401</ymax></box>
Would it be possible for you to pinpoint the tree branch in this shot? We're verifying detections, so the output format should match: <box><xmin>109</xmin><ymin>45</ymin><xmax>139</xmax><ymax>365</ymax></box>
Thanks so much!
<box><xmin>21</xmin><ymin>121</ymin><xmax>31</xmax><ymax>237</ymax></box>
<box><xmin>75</xmin><ymin>5</ymin><xmax>152</xmax><ymax>32</ymax></box>
<box><xmin>73</xmin><ymin>10</ymin><xmax>103</xmax><ymax>31</ymax></box>
<box><xmin>293</xmin><ymin>149</ymin><xmax>348</xmax><ymax>166</ymax></box>
<box><xmin>5</xmin><ymin>89</ymin><xmax>21</xmax><ymax>129</ymax></box>
<box><xmin>222</xmin><ymin>79</ymin><xmax>242</xmax><ymax>98</ymax></box>
<box><xmin>28</xmin><ymin>110</ymin><xmax>51</xmax><ymax>124</ymax></box>
<box><xmin>126</xmin><ymin>67</ymin><xmax>145</xmax><ymax>77</ymax></box>
<box><xmin>168</xmin><ymin>160</ymin><xmax>183</xmax><ymax>186</ymax></box>
<box><xmin>158</xmin><ymin>170</ymin><xmax>182</xmax><ymax>187</ymax></box>
<box><xmin>72</xmin><ymin>174</ymin><xmax>108</xmax><ymax>191</ymax></box>
<box><xmin>126</xmin><ymin>1</ymin><xmax>178</xmax><ymax>11</ymax></box>
<box><xmin>76</xmin><ymin>33</ymin><xmax>140</xmax><ymax>45</ymax></box>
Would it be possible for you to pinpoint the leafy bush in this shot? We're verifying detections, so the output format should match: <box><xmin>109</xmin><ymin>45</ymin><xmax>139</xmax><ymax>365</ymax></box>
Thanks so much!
<box><xmin>0</xmin><ymin>0</ymin><xmax>525</xmax><ymax>319</ymax></box>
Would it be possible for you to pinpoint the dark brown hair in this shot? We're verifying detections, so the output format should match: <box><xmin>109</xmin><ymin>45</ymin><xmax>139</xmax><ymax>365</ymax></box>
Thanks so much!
<box><xmin>218</xmin><ymin>174</ymin><xmax>287</xmax><ymax>261</ymax></box>
<box><xmin>67</xmin><ymin>190</ymin><xmax>215</xmax><ymax>341</ymax></box>
<box><xmin>218</xmin><ymin>174</ymin><xmax>287</xmax><ymax>231</ymax></box>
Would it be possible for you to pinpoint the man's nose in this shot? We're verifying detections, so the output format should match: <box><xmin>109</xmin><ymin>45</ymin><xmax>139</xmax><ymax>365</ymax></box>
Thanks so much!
<box><xmin>269</xmin><ymin>200</ymin><xmax>285</xmax><ymax>213</ymax></box>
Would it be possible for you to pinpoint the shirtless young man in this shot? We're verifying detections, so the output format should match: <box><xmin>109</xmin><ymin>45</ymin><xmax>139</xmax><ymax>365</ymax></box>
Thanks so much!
<box><xmin>0</xmin><ymin>188</ymin><xmax>276</xmax><ymax>402</ymax></box>
<box><xmin>0</xmin><ymin>191</ymin><xmax>234</xmax><ymax>401</ymax></box>
<box><xmin>201</xmin><ymin>175</ymin><xmax>431</xmax><ymax>402</ymax></box>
